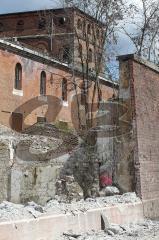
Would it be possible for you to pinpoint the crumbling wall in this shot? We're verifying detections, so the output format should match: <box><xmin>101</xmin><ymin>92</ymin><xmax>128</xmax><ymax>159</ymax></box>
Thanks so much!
<box><xmin>9</xmin><ymin>135</ymin><xmax>69</xmax><ymax>205</ymax></box>
<box><xmin>10</xmin><ymin>156</ymin><xmax>67</xmax><ymax>205</ymax></box>
<box><xmin>115</xmin><ymin>59</ymin><xmax>136</xmax><ymax>193</ymax></box>
<box><xmin>0</xmin><ymin>128</ymin><xmax>71</xmax><ymax>205</ymax></box>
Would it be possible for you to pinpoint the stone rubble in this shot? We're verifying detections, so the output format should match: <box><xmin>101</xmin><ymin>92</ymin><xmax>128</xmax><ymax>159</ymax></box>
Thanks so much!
<box><xmin>0</xmin><ymin>192</ymin><xmax>140</xmax><ymax>222</ymax></box>
<box><xmin>0</xmin><ymin>122</ymin><xmax>78</xmax><ymax>160</ymax></box>
<box><xmin>58</xmin><ymin>220</ymin><xmax>159</xmax><ymax>240</ymax></box>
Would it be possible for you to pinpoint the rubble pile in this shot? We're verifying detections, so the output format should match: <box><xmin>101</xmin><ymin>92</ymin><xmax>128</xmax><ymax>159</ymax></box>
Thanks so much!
<box><xmin>59</xmin><ymin>220</ymin><xmax>159</xmax><ymax>240</ymax></box>
<box><xmin>55</xmin><ymin>175</ymin><xmax>83</xmax><ymax>202</ymax></box>
<box><xmin>22</xmin><ymin>122</ymin><xmax>78</xmax><ymax>157</ymax></box>
<box><xmin>0</xmin><ymin>122</ymin><xmax>78</xmax><ymax>159</ymax></box>
<box><xmin>0</xmin><ymin>192</ymin><xmax>140</xmax><ymax>222</ymax></box>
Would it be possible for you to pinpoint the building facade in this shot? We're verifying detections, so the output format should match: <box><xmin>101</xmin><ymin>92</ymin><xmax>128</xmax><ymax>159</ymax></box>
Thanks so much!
<box><xmin>0</xmin><ymin>8</ymin><xmax>117</xmax><ymax>132</ymax></box>
<box><xmin>0</xmin><ymin>7</ymin><xmax>104</xmax><ymax>73</ymax></box>
<box><xmin>0</xmin><ymin>39</ymin><xmax>116</xmax><ymax>131</ymax></box>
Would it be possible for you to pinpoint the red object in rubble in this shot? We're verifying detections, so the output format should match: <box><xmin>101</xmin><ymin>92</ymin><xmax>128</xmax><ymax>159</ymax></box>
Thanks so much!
<box><xmin>100</xmin><ymin>175</ymin><xmax>112</xmax><ymax>187</ymax></box>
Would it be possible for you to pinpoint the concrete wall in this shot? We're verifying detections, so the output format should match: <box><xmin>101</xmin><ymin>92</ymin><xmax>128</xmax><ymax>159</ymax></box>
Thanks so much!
<box><xmin>10</xmin><ymin>153</ymin><xmax>70</xmax><ymax>205</ymax></box>
<box><xmin>0</xmin><ymin>202</ymin><xmax>145</xmax><ymax>240</ymax></box>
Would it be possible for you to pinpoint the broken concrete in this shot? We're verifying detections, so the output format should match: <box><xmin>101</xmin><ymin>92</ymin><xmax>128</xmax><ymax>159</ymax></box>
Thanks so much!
<box><xmin>0</xmin><ymin>193</ymin><xmax>145</xmax><ymax>240</ymax></box>
<box><xmin>0</xmin><ymin>123</ymin><xmax>78</xmax><ymax>205</ymax></box>
<box><xmin>59</xmin><ymin>219</ymin><xmax>159</xmax><ymax>240</ymax></box>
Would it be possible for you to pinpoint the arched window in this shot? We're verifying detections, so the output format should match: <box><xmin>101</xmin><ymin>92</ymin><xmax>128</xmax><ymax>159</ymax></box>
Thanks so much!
<box><xmin>88</xmin><ymin>48</ymin><xmax>93</xmax><ymax>62</ymax></box>
<box><xmin>78</xmin><ymin>43</ymin><xmax>82</xmax><ymax>57</ymax></box>
<box><xmin>62</xmin><ymin>78</ymin><xmax>67</xmax><ymax>101</ymax></box>
<box><xmin>40</xmin><ymin>71</ymin><xmax>46</xmax><ymax>95</ymax></box>
<box><xmin>87</xmin><ymin>24</ymin><xmax>91</xmax><ymax>34</ymax></box>
<box><xmin>15</xmin><ymin>63</ymin><xmax>22</xmax><ymax>90</ymax></box>
<box><xmin>16</xmin><ymin>20</ymin><xmax>24</xmax><ymax>31</ymax></box>
<box><xmin>77</xmin><ymin>19</ymin><xmax>82</xmax><ymax>30</ymax></box>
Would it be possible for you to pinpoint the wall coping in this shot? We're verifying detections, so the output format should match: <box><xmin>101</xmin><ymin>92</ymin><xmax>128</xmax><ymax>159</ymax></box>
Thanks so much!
<box><xmin>117</xmin><ymin>54</ymin><xmax>159</xmax><ymax>74</ymax></box>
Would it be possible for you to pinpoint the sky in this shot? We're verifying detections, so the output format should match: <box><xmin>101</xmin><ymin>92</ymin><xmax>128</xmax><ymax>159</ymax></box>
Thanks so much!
<box><xmin>0</xmin><ymin>0</ymin><xmax>61</xmax><ymax>14</ymax></box>
<box><xmin>0</xmin><ymin>0</ymin><xmax>141</xmax><ymax>14</ymax></box>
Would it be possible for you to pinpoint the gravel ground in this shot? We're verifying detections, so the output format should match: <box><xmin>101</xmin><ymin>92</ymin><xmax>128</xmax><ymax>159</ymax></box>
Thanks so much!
<box><xmin>0</xmin><ymin>197</ymin><xmax>158</xmax><ymax>240</ymax></box>
<box><xmin>58</xmin><ymin>220</ymin><xmax>159</xmax><ymax>240</ymax></box>
<box><xmin>0</xmin><ymin>193</ymin><xmax>141</xmax><ymax>222</ymax></box>
<box><xmin>44</xmin><ymin>192</ymin><xmax>141</xmax><ymax>215</ymax></box>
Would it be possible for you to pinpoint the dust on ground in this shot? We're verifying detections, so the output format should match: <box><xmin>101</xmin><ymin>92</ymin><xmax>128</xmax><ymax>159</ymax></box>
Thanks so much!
<box><xmin>0</xmin><ymin>193</ymin><xmax>140</xmax><ymax>222</ymax></box>
<box><xmin>58</xmin><ymin>219</ymin><xmax>159</xmax><ymax>240</ymax></box>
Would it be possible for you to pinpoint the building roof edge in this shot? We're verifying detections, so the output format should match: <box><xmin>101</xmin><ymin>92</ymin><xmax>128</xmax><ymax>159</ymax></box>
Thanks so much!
<box><xmin>117</xmin><ymin>54</ymin><xmax>159</xmax><ymax>74</ymax></box>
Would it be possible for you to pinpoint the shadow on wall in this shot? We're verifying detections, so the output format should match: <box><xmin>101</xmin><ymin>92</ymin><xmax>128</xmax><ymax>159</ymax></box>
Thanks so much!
<box><xmin>9</xmin><ymin>95</ymin><xmax>62</xmax><ymax>131</ymax></box>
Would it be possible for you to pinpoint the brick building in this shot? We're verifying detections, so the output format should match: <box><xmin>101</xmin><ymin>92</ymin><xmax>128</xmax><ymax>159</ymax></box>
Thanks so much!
<box><xmin>0</xmin><ymin>8</ymin><xmax>117</xmax><ymax>132</ymax></box>
<box><xmin>0</xmin><ymin>7</ymin><xmax>105</xmax><ymax>73</ymax></box>
<box><xmin>0</xmin><ymin>39</ymin><xmax>116</xmax><ymax>131</ymax></box>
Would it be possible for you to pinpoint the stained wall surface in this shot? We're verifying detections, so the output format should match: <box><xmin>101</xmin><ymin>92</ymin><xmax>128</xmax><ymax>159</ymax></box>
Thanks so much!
<box><xmin>132</xmin><ymin>59</ymin><xmax>159</xmax><ymax>200</ymax></box>
<box><xmin>118</xmin><ymin>55</ymin><xmax>159</xmax><ymax>200</ymax></box>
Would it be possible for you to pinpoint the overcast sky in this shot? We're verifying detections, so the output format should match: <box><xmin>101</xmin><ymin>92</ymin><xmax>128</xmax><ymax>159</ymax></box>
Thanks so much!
<box><xmin>0</xmin><ymin>0</ymin><xmax>62</xmax><ymax>14</ymax></box>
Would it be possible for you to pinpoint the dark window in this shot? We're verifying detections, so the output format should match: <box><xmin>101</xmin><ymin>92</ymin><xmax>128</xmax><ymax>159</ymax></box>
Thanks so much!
<box><xmin>77</xmin><ymin>19</ymin><xmax>82</xmax><ymax>30</ymax></box>
<box><xmin>16</xmin><ymin>20</ymin><xmax>24</xmax><ymax>31</ymax></box>
<box><xmin>82</xmin><ymin>21</ymin><xmax>86</xmax><ymax>37</ymax></box>
<box><xmin>63</xmin><ymin>45</ymin><xmax>71</xmax><ymax>63</ymax></box>
<box><xmin>59</xmin><ymin>17</ymin><xmax>67</xmax><ymax>25</ymax></box>
<box><xmin>99</xmin><ymin>89</ymin><xmax>102</xmax><ymax>101</ymax></box>
<box><xmin>62</xmin><ymin>78</ymin><xmax>67</xmax><ymax>101</ymax></box>
<box><xmin>15</xmin><ymin>63</ymin><xmax>22</xmax><ymax>90</ymax></box>
<box><xmin>96</xmin><ymin>28</ymin><xmax>100</xmax><ymax>38</ymax></box>
<box><xmin>40</xmin><ymin>71</ymin><xmax>46</xmax><ymax>95</ymax></box>
<box><xmin>81</xmin><ymin>82</ymin><xmax>85</xmax><ymax>105</ymax></box>
<box><xmin>88</xmin><ymin>48</ymin><xmax>93</xmax><ymax>62</ymax></box>
<box><xmin>97</xmin><ymin>52</ymin><xmax>102</xmax><ymax>63</ymax></box>
<box><xmin>38</xmin><ymin>18</ymin><xmax>46</xmax><ymax>29</ymax></box>
<box><xmin>78</xmin><ymin>43</ymin><xmax>82</xmax><ymax>57</ymax></box>
<box><xmin>87</xmin><ymin>24</ymin><xmax>91</xmax><ymax>34</ymax></box>
<box><xmin>0</xmin><ymin>23</ymin><xmax>4</xmax><ymax>32</ymax></box>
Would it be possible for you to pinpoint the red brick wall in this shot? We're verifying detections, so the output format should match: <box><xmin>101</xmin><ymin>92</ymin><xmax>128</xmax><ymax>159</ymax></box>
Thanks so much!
<box><xmin>119</xmin><ymin>55</ymin><xmax>159</xmax><ymax>200</ymax></box>
<box><xmin>0</xmin><ymin>10</ymin><xmax>74</xmax><ymax>57</ymax></box>
<box><xmin>132</xmin><ymin>60</ymin><xmax>159</xmax><ymax>200</ymax></box>
<box><xmin>0</xmin><ymin>9</ymin><xmax>104</xmax><ymax>71</ymax></box>
<box><xmin>0</xmin><ymin>48</ymin><xmax>114</xmax><ymax>130</ymax></box>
